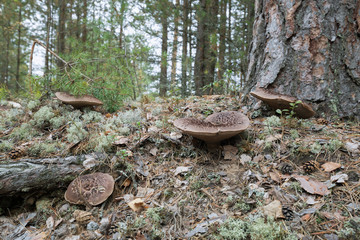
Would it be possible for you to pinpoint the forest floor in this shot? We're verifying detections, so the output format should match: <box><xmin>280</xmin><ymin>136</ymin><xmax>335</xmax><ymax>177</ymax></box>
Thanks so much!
<box><xmin>0</xmin><ymin>95</ymin><xmax>359</xmax><ymax>240</ymax></box>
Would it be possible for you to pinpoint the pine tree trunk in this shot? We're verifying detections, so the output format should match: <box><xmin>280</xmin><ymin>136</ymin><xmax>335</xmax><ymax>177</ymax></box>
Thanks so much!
<box><xmin>170</xmin><ymin>0</ymin><xmax>180</xmax><ymax>93</ymax></box>
<box><xmin>181</xmin><ymin>0</ymin><xmax>189</xmax><ymax>97</ymax></box>
<box><xmin>218</xmin><ymin>0</ymin><xmax>227</xmax><ymax>94</ymax></box>
<box><xmin>194</xmin><ymin>0</ymin><xmax>219</xmax><ymax>95</ymax></box>
<box><xmin>159</xmin><ymin>13</ymin><xmax>168</xmax><ymax>97</ymax></box>
<box><xmin>15</xmin><ymin>4</ymin><xmax>22</xmax><ymax>91</ymax></box>
<box><xmin>57</xmin><ymin>0</ymin><xmax>66</xmax><ymax>69</ymax></box>
<box><xmin>244</xmin><ymin>0</ymin><xmax>360</xmax><ymax>119</ymax></box>
<box><xmin>44</xmin><ymin>0</ymin><xmax>51</xmax><ymax>75</ymax></box>
<box><xmin>82</xmin><ymin>0</ymin><xmax>87</xmax><ymax>44</ymax></box>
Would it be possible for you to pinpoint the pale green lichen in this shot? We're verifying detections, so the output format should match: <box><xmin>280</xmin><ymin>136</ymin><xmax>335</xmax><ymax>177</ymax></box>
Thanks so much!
<box><xmin>264</xmin><ymin>116</ymin><xmax>282</xmax><ymax>128</ymax></box>
<box><xmin>337</xmin><ymin>217</ymin><xmax>360</xmax><ymax>238</ymax></box>
<box><xmin>216</xmin><ymin>218</ymin><xmax>248</xmax><ymax>239</ymax></box>
<box><xmin>31</xmin><ymin>106</ymin><xmax>55</xmax><ymax>127</ymax></box>
<box><xmin>214</xmin><ymin>216</ymin><xmax>297</xmax><ymax>240</ymax></box>
<box><xmin>310</xmin><ymin>142</ymin><xmax>322</xmax><ymax>154</ymax></box>
<box><xmin>327</xmin><ymin>139</ymin><xmax>343</xmax><ymax>152</ymax></box>
<box><xmin>82</xmin><ymin>111</ymin><xmax>103</xmax><ymax>124</ymax></box>
<box><xmin>10</xmin><ymin>123</ymin><xmax>39</xmax><ymax>140</ymax></box>
<box><xmin>28</xmin><ymin>141</ymin><xmax>64</xmax><ymax>157</ymax></box>
<box><xmin>49</xmin><ymin>116</ymin><xmax>67</xmax><ymax>129</ymax></box>
<box><xmin>27</xmin><ymin>100</ymin><xmax>40</xmax><ymax>110</ymax></box>
<box><xmin>0</xmin><ymin>140</ymin><xmax>14</xmax><ymax>152</ymax></box>
<box><xmin>90</xmin><ymin>134</ymin><xmax>115</xmax><ymax>152</ymax></box>
<box><xmin>66</xmin><ymin>121</ymin><xmax>88</xmax><ymax>143</ymax></box>
<box><xmin>117</xmin><ymin>109</ymin><xmax>143</xmax><ymax>125</ymax></box>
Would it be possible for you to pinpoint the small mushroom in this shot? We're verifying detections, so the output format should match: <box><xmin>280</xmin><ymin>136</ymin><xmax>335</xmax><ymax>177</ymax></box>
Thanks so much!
<box><xmin>174</xmin><ymin>111</ymin><xmax>250</xmax><ymax>149</ymax></box>
<box><xmin>65</xmin><ymin>172</ymin><xmax>114</xmax><ymax>206</ymax></box>
<box><xmin>250</xmin><ymin>88</ymin><xmax>315</xmax><ymax>118</ymax></box>
<box><xmin>55</xmin><ymin>92</ymin><xmax>103</xmax><ymax>108</ymax></box>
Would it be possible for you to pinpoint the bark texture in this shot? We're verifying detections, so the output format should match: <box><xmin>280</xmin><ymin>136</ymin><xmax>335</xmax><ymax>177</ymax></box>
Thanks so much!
<box><xmin>244</xmin><ymin>0</ymin><xmax>360</xmax><ymax>119</ymax></box>
<box><xmin>0</xmin><ymin>154</ymin><xmax>100</xmax><ymax>196</ymax></box>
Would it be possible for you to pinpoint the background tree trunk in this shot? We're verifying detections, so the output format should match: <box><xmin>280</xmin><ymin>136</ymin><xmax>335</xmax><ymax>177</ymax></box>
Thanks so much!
<box><xmin>57</xmin><ymin>0</ymin><xmax>66</xmax><ymax>69</ymax></box>
<box><xmin>159</xmin><ymin>8</ymin><xmax>168</xmax><ymax>97</ymax></box>
<box><xmin>244</xmin><ymin>0</ymin><xmax>360</xmax><ymax>119</ymax></box>
<box><xmin>170</xmin><ymin>0</ymin><xmax>180</xmax><ymax>93</ymax></box>
<box><xmin>181</xmin><ymin>0</ymin><xmax>189</xmax><ymax>97</ymax></box>
<box><xmin>194</xmin><ymin>0</ymin><xmax>219</xmax><ymax>95</ymax></box>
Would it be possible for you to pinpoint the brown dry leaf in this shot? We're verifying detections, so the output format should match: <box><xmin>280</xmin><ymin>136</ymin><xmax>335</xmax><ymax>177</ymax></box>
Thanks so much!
<box><xmin>293</xmin><ymin>175</ymin><xmax>330</xmax><ymax>196</ymax></box>
<box><xmin>263</xmin><ymin>200</ymin><xmax>284</xmax><ymax>219</ymax></box>
<box><xmin>150</xmin><ymin>147</ymin><xmax>158</xmax><ymax>156</ymax></box>
<box><xmin>269</xmin><ymin>171</ymin><xmax>281</xmax><ymax>183</ymax></box>
<box><xmin>113</xmin><ymin>136</ymin><xmax>129</xmax><ymax>146</ymax></box>
<box><xmin>301</xmin><ymin>213</ymin><xmax>311</xmax><ymax>221</ymax></box>
<box><xmin>321</xmin><ymin>162</ymin><xmax>341</xmax><ymax>172</ymax></box>
<box><xmin>223</xmin><ymin>145</ymin><xmax>238</xmax><ymax>160</ymax></box>
<box><xmin>122</xmin><ymin>178</ymin><xmax>132</xmax><ymax>187</ymax></box>
<box><xmin>128</xmin><ymin>198</ymin><xmax>147</xmax><ymax>212</ymax></box>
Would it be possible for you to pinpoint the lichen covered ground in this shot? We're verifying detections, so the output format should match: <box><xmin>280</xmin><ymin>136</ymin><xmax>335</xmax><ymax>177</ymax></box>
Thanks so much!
<box><xmin>0</xmin><ymin>95</ymin><xmax>359</xmax><ymax>239</ymax></box>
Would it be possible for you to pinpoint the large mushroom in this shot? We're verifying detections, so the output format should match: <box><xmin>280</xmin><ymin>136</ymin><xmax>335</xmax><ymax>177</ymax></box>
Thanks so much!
<box><xmin>174</xmin><ymin>111</ymin><xmax>250</xmax><ymax>149</ymax></box>
<box><xmin>250</xmin><ymin>88</ymin><xmax>315</xmax><ymax>118</ymax></box>
<box><xmin>64</xmin><ymin>172</ymin><xmax>114</xmax><ymax>206</ymax></box>
<box><xmin>55</xmin><ymin>92</ymin><xmax>103</xmax><ymax>108</ymax></box>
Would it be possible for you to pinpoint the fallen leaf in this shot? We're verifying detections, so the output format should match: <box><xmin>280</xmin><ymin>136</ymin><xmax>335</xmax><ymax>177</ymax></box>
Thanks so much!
<box><xmin>46</xmin><ymin>216</ymin><xmax>54</xmax><ymax>229</ymax></box>
<box><xmin>136</xmin><ymin>187</ymin><xmax>154</xmax><ymax>198</ymax></box>
<box><xmin>173</xmin><ymin>166</ymin><xmax>193</xmax><ymax>176</ymax></box>
<box><xmin>149</xmin><ymin>147</ymin><xmax>158</xmax><ymax>156</ymax></box>
<box><xmin>148</xmin><ymin>126</ymin><xmax>160</xmax><ymax>133</ymax></box>
<box><xmin>170</xmin><ymin>132</ymin><xmax>182</xmax><ymax>140</ymax></box>
<box><xmin>321</xmin><ymin>162</ymin><xmax>341</xmax><ymax>172</ymax></box>
<box><xmin>265</xmin><ymin>134</ymin><xmax>282</xmax><ymax>143</ymax></box>
<box><xmin>223</xmin><ymin>145</ymin><xmax>238</xmax><ymax>160</ymax></box>
<box><xmin>128</xmin><ymin>198</ymin><xmax>147</xmax><ymax>212</ymax></box>
<box><xmin>240</xmin><ymin>154</ymin><xmax>252</xmax><ymax>164</ymax></box>
<box><xmin>269</xmin><ymin>171</ymin><xmax>281</xmax><ymax>183</ymax></box>
<box><xmin>293</xmin><ymin>175</ymin><xmax>330</xmax><ymax>196</ymax></box>
<box><xmin>330</xmin><ymin>173</ymin><xmax>348</xmax><ymax>183</ymax></box>
<box><xmin>301</xmin><ymin>213</ymin><xmax>311</xmax><ymax>221</ymax></box>
<box><xmin>263</xmin><ymin>200</ymin><xmax>284</xmax><ymax>219</ymax></box>
<box><xmin>122</xmin><ymin>178</ymin><xmax>132</xmax><ymax>187</ymax></box>
<box><xmin>113</xmin><ymin>136</ymin><xmax>129</xmax><ymax>146</ymax></box>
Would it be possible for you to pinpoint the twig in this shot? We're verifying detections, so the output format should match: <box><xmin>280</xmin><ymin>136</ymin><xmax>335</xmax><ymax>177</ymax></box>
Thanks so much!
<box><xmin>29</xmin><ymin>39</ymin><xmax>93</xmax><ymax>83</ymax></box>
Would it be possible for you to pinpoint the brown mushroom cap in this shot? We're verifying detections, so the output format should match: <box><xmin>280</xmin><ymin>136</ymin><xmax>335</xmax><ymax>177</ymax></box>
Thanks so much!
<box><xmin>64</xmin><ymin>172</ymin><xmax>114</xmax><ymax>206</ymax></box>
<box><xmin>250</xmin><ymin>88</ymin><xmax>315</xmax><ymax>118</ymax></box>
<box><xmin>55</xmin><ymin>92</ymin><xmax>103</xmax><ymax>108</ymax></box>
<box><xmin>173</xmin><ymin>111</ymin><xmax>250</xmax><ymax>144</ymax></box>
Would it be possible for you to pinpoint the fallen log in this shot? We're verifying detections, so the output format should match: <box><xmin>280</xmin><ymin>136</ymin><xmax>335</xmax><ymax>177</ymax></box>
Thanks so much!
<box><xmin>0</xmin><ymin>154</ymin><xmax>105</xmax><ymax>196</ymax></box>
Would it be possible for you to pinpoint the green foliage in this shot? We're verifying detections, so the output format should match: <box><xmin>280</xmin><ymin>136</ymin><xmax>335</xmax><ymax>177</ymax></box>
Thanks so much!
<box><xmin>0</xmin><ymin>84</ymin><xmax>10</xmax><ymax>100</ymax></box>
<box><xmin>276</xmin><ymin>100</ymin><xmax>302</xmax><ymax>119</ymax></box>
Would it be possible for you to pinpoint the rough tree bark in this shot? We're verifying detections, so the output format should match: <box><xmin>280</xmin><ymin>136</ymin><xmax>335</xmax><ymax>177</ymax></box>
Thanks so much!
<box><xmin>0</xmin><ymin>155</ymin><xmax>101</xmax><ymax>196</ymax></box>
<box><xmin>243</xmin><ymin>0</ymin><xmax>360</xmax><ymax>119</ymax></box>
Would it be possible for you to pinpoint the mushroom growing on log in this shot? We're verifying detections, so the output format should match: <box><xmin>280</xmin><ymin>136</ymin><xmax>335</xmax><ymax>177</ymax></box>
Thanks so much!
<box><xmin>250</xmin><ymin>88</ymin><xmax>315</xmax><ymax>119</ymax></box>
<box><xmin>64</xmin><ymin>172</ymin><xmax>114</xmax><ymax>206</ymax></box>
<box><xmin>174</xmin><ymin>111</ymin><xmax>250</xmax><ymax>149</ymax></box>
<box><xmin>55</xmin><ymin>92</ymin><xmax>103</xmax><ymax>108</ymax></box>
